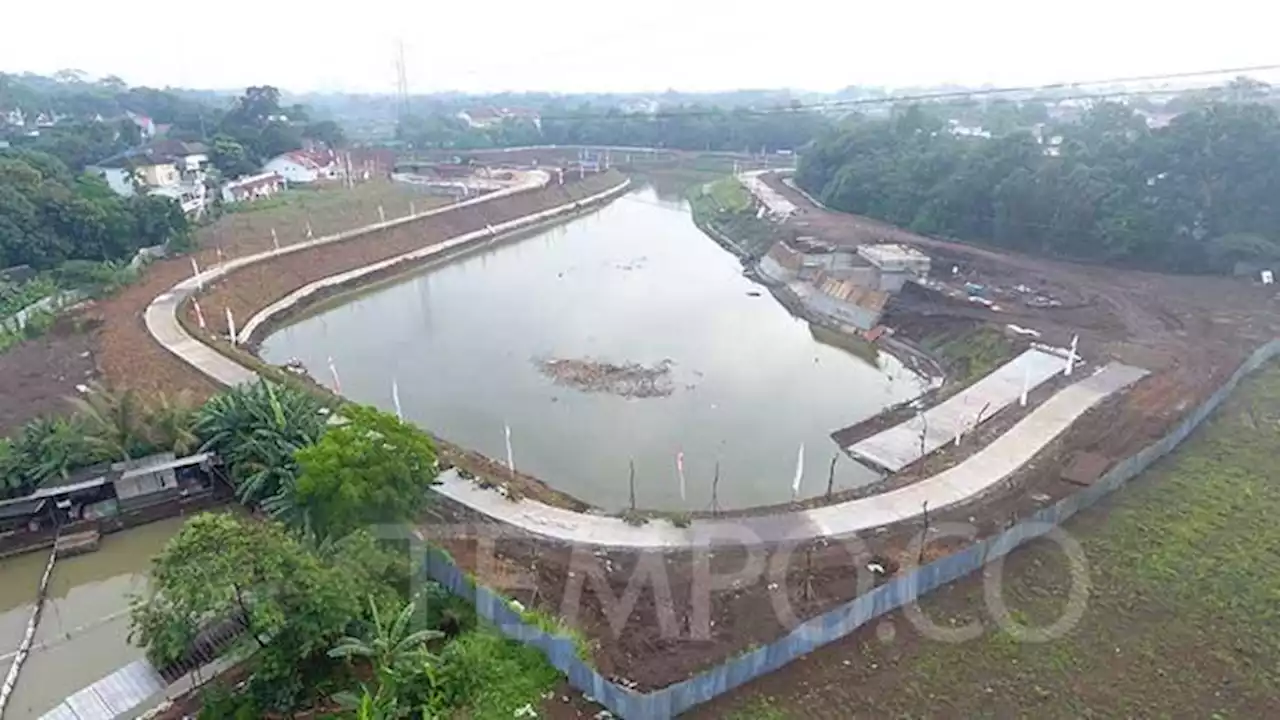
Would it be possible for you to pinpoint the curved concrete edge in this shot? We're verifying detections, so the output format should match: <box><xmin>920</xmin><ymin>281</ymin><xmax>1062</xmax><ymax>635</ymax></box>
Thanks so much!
<box><xmin>144</xmin><ymin>171</ymin><xmax>554</xmax><ymax>386</ymax></box>
<box><xmin>238</xmin><ymin>179</ymin><xmax>631</xmax><ymax>344</ymax></box>
<box><xmin>145</xmin><ymin>172</ymin><xmax>1147</xmax><ymax>550</ymax></box>
<box><xmin>434</xmin><ymin>362</ymin><xmax>1147</xmax><ymax>548</ymax></box>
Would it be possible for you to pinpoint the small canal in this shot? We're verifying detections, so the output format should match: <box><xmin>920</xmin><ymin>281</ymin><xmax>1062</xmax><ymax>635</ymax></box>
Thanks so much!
<box><xmin>261</xmin><ymin>184</ymin><xmax>927</xmax><ymax>510</ymax></box>
<box><xmin>0</xmin><ymin>517</ymin><xmax>184</xmax><ymax>719</ymax></box>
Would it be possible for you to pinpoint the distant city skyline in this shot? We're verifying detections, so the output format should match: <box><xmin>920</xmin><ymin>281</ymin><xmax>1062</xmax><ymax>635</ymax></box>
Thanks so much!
<box><xmin>5</xmin><ymin>0</ymin><xmax>1279</xmax><ymax>96</ymax></box>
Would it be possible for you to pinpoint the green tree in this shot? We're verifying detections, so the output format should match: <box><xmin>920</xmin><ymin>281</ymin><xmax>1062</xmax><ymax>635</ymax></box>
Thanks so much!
<box><xmin>209</xmin><ymin>133</ymin><xmax>256</xmax><ymax>178</ymax></box>
<box><xmin>294</xmin><ymin>404</ymin><xmax>439</xmax><ymax>540</ymax></box>
<box><xmin>130</xmin><ymin>514</ymin><xmax>400</xmax><ymax>710</ymax></box>
<box><xmin>195</xmin><ymin>380</ymin><xmax>329</xmax><ymax>524</ymax></box>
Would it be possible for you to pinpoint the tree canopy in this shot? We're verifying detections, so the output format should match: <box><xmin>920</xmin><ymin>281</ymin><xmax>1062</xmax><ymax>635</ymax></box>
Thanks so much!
<box><xmin>796</xmin><ymin>101</ymin><xmax>1280</xmax><ymax>273</ymax></box>
<box><xmin>294</xmin><ymin>404</ymin><xmax>439</xmax><ymax>540</ymax></box>
<box><xmin>0</xmin><ymin>148</ymin><xmax>188</xmax><ymax>269</ymax></box>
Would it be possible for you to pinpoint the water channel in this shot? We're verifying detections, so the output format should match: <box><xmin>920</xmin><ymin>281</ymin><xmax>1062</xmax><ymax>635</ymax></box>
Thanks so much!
<box><xmin>261</xmin><ymin>184</ymin><xmax>927</xmax><ymax>510</ymax></box>
<box><xmin>0</xmin><ymin>517</ymin><xmax>184</xmax><ymax>719</ymax></box>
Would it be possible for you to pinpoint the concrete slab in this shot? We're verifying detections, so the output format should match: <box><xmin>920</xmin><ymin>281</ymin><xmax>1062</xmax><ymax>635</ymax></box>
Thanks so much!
<box><xmin>848</xmin><ymin>348</ymin><xmax>1067</xmax><ymax>472</ymax></box>
<box><xmin>434</xmin><ymin>362</ymin><xmax>1147</xmax><ymax>548</ymax></box>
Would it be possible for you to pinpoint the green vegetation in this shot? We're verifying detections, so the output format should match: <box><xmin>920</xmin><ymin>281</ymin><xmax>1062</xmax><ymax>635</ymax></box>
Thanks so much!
<box><xmin>0</xmin><ymin>384</ymin><xmax>200</xmax><ymax>499</ymax></box>
<box><xmin>294</xmin><ymin>404</ymin><xmax>440</xmax><ymax>540</ymax></box>
<box><xmin>0</xmin><ymin>148</ymin><xmax>189</xmax><ymax>269</ymax></box>
<box><xmin>107</xmin><ymin>376</ymin><xmax>564</xmax><ymax>717</ymax></box>
<box><xmin>703</xmin><ymin>361</ymin><xmax>1280</xmax><ymax>718</ymax></box>
<box><xmin>926</xmin><ymin>326</ymin><xmax>1019</xmax><ymax>384</ymax></box>
<box><xmin>398</xmin><ymin>105</ymin><xmax>828</xmax><ymax>152</ymax></box>
<box><xmin>798</xmin><ymin>99</ymin><xmax>1280</xmax><ymax>273</ymax></box>
<box><xmin>688</xmin><ymin>178</ymin><xmax>778</xmax><ymax>259</ymax></box>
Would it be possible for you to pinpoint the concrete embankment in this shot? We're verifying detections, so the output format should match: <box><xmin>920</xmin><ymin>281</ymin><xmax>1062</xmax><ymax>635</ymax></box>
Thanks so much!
<box><xmin>188</xmin><ymin>170</ymin><xmax>627</xmax><ymax>342</ymax></box>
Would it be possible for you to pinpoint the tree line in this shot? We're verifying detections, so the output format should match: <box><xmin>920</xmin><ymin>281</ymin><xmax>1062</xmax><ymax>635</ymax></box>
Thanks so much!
<box><xmin>0</xmin><ymin>147</ymin><xmax>188</xmax><ymax>269</ymax></box>
<box><xmin>2</xmin><ymin>74</ymin><xmax>346</xmax><ymax>176</ymax></box>
<box><xmin>397</xmin><ymin>104</ymin><xmax>831</xmax><ymax>153</ymax></box>
<box><xmin>796</xmin><ymin>100</ymin><xmax>1280</xmax><ymax>274</ymax></box>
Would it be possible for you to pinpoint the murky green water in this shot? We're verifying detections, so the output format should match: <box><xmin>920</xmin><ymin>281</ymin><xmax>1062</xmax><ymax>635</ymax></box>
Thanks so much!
<box><xmin>0</xmin><ymin>517</ymin><xmax>185</xmax><ymax>719</ymax></box>
<box><xmin>261</xmin><ymin>186</ymin><xmax>926</xmax><ymax>510</ymax></box>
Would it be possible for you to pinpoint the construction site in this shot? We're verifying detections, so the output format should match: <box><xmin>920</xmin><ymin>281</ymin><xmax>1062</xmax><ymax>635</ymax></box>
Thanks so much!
<box><xmin>7</xmin><ymin>145</ymin><xmax>1280</xmax><ymax>718</ymax></box>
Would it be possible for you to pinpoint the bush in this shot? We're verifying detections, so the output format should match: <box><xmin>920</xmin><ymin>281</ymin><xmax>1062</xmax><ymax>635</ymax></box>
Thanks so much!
<box><xmin>418</xmin><ymin>627</ymin><xmax>561</xmax><ymax>716</ymax></box>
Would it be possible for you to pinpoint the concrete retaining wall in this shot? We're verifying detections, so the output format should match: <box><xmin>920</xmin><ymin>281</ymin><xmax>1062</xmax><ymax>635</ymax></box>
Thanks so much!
<box><xmin>236</xmin><ymin>178</ymin><xmax>631</xmax><ymax>344</ymax></box>
<box><xmin>423</xmin><ymin>338</ymin><xmax>1280</xmax><ymax>718</ymax></box>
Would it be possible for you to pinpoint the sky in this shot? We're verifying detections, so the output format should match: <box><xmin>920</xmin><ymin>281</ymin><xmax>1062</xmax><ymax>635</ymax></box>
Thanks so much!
<box><xmin>4</xmin><ymin>1</ymin><xmax>1279</xmax><ymax>95</ymax></box>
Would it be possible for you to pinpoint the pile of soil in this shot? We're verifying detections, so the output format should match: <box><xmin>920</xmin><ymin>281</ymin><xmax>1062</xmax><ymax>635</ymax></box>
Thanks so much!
<box><xmin>535</xmin><ymin>357</ymin><xmax>675</xmax><ymax>398</ymax></box>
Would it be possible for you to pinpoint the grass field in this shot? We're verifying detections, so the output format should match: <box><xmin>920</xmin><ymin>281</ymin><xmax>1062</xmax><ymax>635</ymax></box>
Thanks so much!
<box><xmin>195</xmin><ymin>181</ymin><xmax>447</xmax><ymax>258</ymax></box>
<box><xmin>692</xmin><ymin>361</ymin><xmax>1280</xmax><ymax>718</ymax></box>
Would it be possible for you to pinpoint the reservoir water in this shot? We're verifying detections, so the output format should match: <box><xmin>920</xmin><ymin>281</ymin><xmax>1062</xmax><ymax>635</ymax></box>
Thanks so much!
<box><xmin>261</xmin><ymin>185</ymin><xmax>926</xmax><ymax>510</ymax></box>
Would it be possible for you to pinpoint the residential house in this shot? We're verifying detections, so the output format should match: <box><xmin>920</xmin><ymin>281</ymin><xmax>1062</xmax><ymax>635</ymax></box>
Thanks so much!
<box><xmin>221</xmin><ymin>172</ymin><xmax>285</xmax><ymax>204</ymax></box>
<box><xmin>1</xmin><ymin>107</ymin><xmax>24</xmax><ymax>127</ymax></box>
<box><xmin>619</xmin><ymin>98</ymin><xmax>660</xmax><ymax>115</ymax></box>
<box><xmin>88</xmin><ymin>140</ymin><xmax>211</xmax><ymax>215</ymax></box>
<box><xmin>263</xmin><ymin>149</ymin><xmax>340</xmax><ymax>184</ymax></box>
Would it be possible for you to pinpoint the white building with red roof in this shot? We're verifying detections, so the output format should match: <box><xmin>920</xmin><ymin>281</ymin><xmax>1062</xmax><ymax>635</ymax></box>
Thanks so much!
<box><xmin>263</xmin><ymin>149</ymin><xmax>341</xmax><ymax>184</ymax></box>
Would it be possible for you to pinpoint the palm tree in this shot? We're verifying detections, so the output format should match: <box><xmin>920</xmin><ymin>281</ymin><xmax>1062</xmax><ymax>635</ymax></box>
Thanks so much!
<box><xmin>195</xmin><ymin>380</ymin><xmax>328</xmax><ymax>519</ymax></box>
<box><xmin>143</xmin><ymin>391</ymin><xmax>199</xmax><ymax>456</ymax></box>
<box><xmin>16</xmin><ymin>416</ymin><xmax>93</xmax><ymax>488</ymax></box>
<box><xmin>68</xmin><ymin>381</ymin><xmax>153</xmax><ymax>462</ymax></box>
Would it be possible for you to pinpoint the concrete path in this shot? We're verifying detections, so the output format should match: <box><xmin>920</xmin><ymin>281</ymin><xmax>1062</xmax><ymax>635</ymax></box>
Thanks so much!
<box><xmin>848</xmin><ymin>347</ymin><xmax>1067</xmax><ymax>472</ymax></box>
<box><xmin>434</xmin><ymin>362</ymin><xmax>1146</xmax><ymax>548</ymax></box>
<box><xmin>143</xmin><ymin>176</ymin><xmax>1147</xmax><ymax>550</ymax></box>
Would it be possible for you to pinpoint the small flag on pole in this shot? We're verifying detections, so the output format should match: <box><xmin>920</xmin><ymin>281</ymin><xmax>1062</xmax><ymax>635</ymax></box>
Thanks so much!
<box><xmin>378</xmin><ymin>205</ymin><xmax>386</xmax><ymax>223</ymax></box>
<box><xmin>193</xmin><ymin>299</ymin><xmax>206</xmax><ymax>329</ymax></box>
<box><xmin>791</xmin><ymin>443</ymin><xmax>805</xmax><ymax>500</ymax></box>
<box><xmin>271</xmin><ymin>227</ymin><xmax>279</xmax><ymax>251</ymax></box>
<box><xmin>224</xmin><ymin>306</ymin><xmax>236</xmax><ymax>345</ymax></box>
<box><xmin>1066</xmin><ymin>334</ymin><xmax>1079</xmax><ymax>376</ymax></box>
<box><xmin>676</xmin><ymin>451</ymin><xmax>687</xmax><ymax>502</ymax></box>
<box><xmin>504</xmin><ymin>423</ymin><xmax>515</xmax><ymax>474</ymax></box>
<box><xmin>1020</xmin><ymin>365</ymin><xmax>1030</xmax><ymax>407</ymax></box>
<box><xmin>410</xmin><ymin>200</ymin><xmax>416</xmax><ymax>216</ymax></box>
<box><xmin>215</xmin><ymin>246</ymin><xmax>225</xmax><ymax>267</ymax></box>
<box><xmin>391</xmin><ymin>379</ymin><xmax>403</xmax><ymax>420</ymax></box>
<box><xmin>305</xmin><ymin>221</ymin><xmax>314</xmax><ymax>239</ymax></box>
<box><xmin>189</xmin><ymin>257</ymin><xmax>202</xmax><ymax>290</ymax></box>
<box><xmin>328</xmin><ymin>356</ymin><xmax>341</xmax><ymax>393</ymax></box>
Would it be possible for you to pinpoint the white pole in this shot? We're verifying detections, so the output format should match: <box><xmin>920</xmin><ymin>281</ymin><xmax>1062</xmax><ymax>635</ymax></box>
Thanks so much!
<box><xmin>410</xmin><ymin>200</ymin><xmax>416</xmax><ymax>216</ymax></box>
<box><xmin>305</xmin><ymin>220</ymin><xmax>314</xmax><ymax>239</ymax></box>
<box><xmin>215</xmin><ymin>246</ymin><xmax>224</xmax><ymax>269</ymax></box>
<box><xmin>1066</xmin><ymin>334</ymin><xmax>1079</xmax><ymax>376</ymax></box>
<box><xmin>193</xmin><ymin>300</ymin><xmax>206</xmax><ymax>329</ymax></box>
<box><xmin>392</xmin><ymin>379</ymin><xmax>403</xmax><ymax>420</ymax></box>
<box><xmin>378</xmin><ymin>205</ymin><xmax>386</xmax><ymax>223</ymax></box>
<box><xmin>224</xmin><ymin>306</ymin><xmax>236</xmax><ymax>345</ymax></box>
<box><xmin>328</xmin><ymin>356</ymin><xmax>341</xmax><ymax>393</ymax></box>
<box><xmin>676</xmin><ymin>451</ymin><xmax>687</xmax><ymax>502</ymax></box>
<box><xmin>504</xmin><ymin>423</ymin><xmax>515</xmax><ymax>474</ymax></box>
<box><xmin>189</xmin><ymin>256</ymin><xmax>202</xmax><ymax>290</ymax></box>
<box><xmin>791</xmin><ymin>443</ymin><xmax>805</xmax><ymax>500</ymax></box>
<box><xmin>271</xmin><ymin>227</ymin><xmax>279</xmax><ymax>251</ymax></box>
<box><xmin>1021</xmin><ymin>364</ymin><xmax>1031</xmax><ymax>407</ymax></box>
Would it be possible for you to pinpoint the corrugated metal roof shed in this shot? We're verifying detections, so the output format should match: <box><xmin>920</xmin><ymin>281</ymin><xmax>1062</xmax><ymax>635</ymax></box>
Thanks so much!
<box><xmin>40</xmin><ymin>659</ymin><xmax>165</xmax><ymax>720</ymax></box>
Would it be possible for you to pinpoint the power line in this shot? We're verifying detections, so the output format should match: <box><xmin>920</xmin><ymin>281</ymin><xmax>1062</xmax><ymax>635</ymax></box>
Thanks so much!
<box><xmin>498</xmin><ymin>62</ymin><xmax>1280</xmax><ymax>123</ymax></box>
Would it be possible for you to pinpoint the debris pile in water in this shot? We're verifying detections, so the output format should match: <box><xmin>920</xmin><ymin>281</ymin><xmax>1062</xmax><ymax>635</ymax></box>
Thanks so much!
<box><xmin>535</xmin><ymin>357</ymin><xmax>675</xmax><ymax>398</ymax></box>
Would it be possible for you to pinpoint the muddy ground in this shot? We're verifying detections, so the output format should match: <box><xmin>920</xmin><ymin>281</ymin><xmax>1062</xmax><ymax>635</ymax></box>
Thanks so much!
<box><xmin>0</xmin><ymin>314</ymin><xmax>98</xmax><ymax>434</ymax></box>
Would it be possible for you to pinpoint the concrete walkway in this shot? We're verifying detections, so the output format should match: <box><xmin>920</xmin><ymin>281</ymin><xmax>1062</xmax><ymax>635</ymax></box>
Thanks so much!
<box><xmin>434</xmin><ymin>362</ymin><xmax>1146</xmax><ymax>548</ymax></box>
<box><xmin>144</xmin><ymin>176</ymin><xmax>1147</xmax><ymax>550</ymax></box>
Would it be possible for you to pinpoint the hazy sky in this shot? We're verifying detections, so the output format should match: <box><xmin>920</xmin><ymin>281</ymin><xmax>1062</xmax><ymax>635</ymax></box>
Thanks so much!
<box><xmin>4</xmin><ymin>1</ymin><xmax>1278</xmax><ymax>94</ymax></box>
